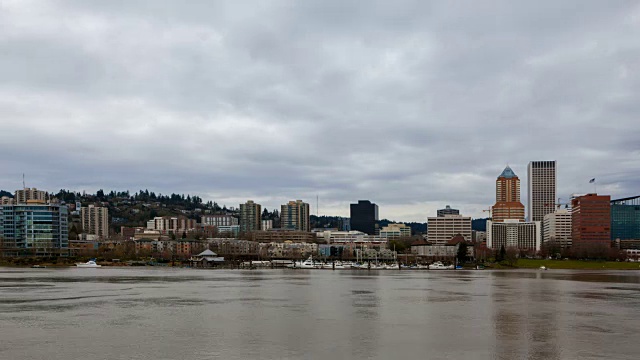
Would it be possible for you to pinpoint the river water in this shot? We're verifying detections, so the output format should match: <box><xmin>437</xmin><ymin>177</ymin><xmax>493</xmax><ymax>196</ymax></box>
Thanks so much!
<box><xmin>0</xmin><ymin>268</ymin><xmax>638</xmax><ymax>360</ymax></box>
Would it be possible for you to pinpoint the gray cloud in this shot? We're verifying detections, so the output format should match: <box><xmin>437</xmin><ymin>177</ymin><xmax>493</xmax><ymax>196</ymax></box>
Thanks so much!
<box><xmin>1</xmin><ymin>0</ymin><xmax>639</xmax><ymax>221</ymax></box>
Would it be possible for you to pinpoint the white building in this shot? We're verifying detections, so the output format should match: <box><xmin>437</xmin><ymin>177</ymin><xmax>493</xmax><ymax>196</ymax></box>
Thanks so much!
<box><xmin>201</xmin><ymin>214</ymin><xmax>238</xmax><ymax>227</ymax></box>
<box><xmin>81</xmin><ymin>205</ymin><xmax>109</xmax><ymax>240</ymax></box>
<box><xmin>261</xmin><ymin>220</ymin><xmax>273</xmax><ymax>230</ymax></box>
<box><xmin>379</xmin><ymin>223</ymin><xmax>411</xmax><ymax>239</ymax></box>
<box><xmin>527</xmin><ymin>161</ymin><xmax>557</xmax><ymax>222</ymax></box>
<box><xmin>543</xmin><ymin>209</ymin><xmax>572</xmax><ymax>248</ymax></box>
<box><xmin>427</xmin><ymin>215</ymin><xmax>472</xmax><ymax>245</ymax></box>
<box><xmin>486</xmin><ymin>219</ymin><xmax>541</xmax><ymax>251</ymax></box>
<box><xmin>314</xmin><ymin>230</ymin><xmax>388</xmax><ymax>244</ymax></box>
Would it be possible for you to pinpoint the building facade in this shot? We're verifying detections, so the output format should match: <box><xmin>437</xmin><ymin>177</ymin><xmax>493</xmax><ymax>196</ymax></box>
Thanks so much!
<box><xmin>527</xmin><ymin>161</ymin><xmax>557</xmax><ymax>222</ymax></box>
<box><xmin>427</xmin><ymin>215</ymin><xmax>472</xmax><ymax>245</ymax></box>
<box><xmin>543</xmin><ymin>209</ymin><xmax>572</xmax><ymax>247</ymax></box>
<box><xmin>239</xmin><ymin>200</ymin><xmax>262</xmax><ymax>233</ymax></box>
<box><xmin>261</xmin><ymin>219</ymin><xmax>273</xmax><ymax>231</ymax></box>
<box><xmin>0</xmin><ymin>203</ymin><xmax>69</xmax><ymax>256</ymax></box>
<box><xmin>14</xmin><ymin>188</ymin><xmax>46</xmax><ymax>204</ymax></box>
<box><xmin>492</xmin><ymin>166</ymin><xmax>525</xmax><ymax>222</ymax></box>
<box><xmin>350</xmin><ymin>200</ymin><xmax>379</xmax><ymax>235</ymax></box>
<box><xmin>146</xmin><ymin>216</ymin><xmax>197</xmax><ymax>234</ymax></box>
<box><xmin>610</xmin><ymin>195</ymin><xmax>640</xmax><ymax>241</ymax></box>
<box><xmin>379</xmin><ymin>223</ymin><xmax>411</xmax><ymax>239</ymax></box>
<box><xmin>281</xmin><ymin>200</ymin><xmax>310</xmax><ymax>231</ymax></box>
<box><xmin>486</xmin><ymin>219</ymin><xmax>541</xmax><ymax>251</ymax></box>
<box><xmin>201</xmin><ymin>214</ymin><xmax>238</xmax><ymax>227</ymax></box>
<box><xmin>81</xmin><ymin>205</ymin><xmax>109</xmax><ymax>240</ymax></box>
<box><xmin>571</xmin><ymin>194</ymin><xmax>611</xmax><ymax>248</ymax></box>
<box><xmin>437</xmin><ymin>205</ymin><xmax>460</xmax><ymax>217</ymax></box>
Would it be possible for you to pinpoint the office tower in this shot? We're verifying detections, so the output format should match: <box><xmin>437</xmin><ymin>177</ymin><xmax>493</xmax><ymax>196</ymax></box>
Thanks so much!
<box><xmin>427</xmin><ymin>214</ymin><xmax>472</xmax><ymax>245</ymax></box>
<box><xmin>492</xmin><ymin>166</ymin><xmax>525</xmax><ymax>222</ymax></box>
<box><xmin>486</xmin><ymin>219</ymin><xmax>541</xmax><ymax>251</ymax></box>
<box><xmin>281</xmin><ymin>200</ymin><xmax>310</xmax><ymax>231</ymax></box>
<box><xmin>528</xmin><ymin>161</ymin><xmax>557</xmax><ymax>222</ymax></box>
<box><xmin>14</xmin><ymin>188</ymin><xmax>46</xmax><ymax>204</ymax></box>
<box><xmin>437</xmin><ymin>205</ymin><xmax>460</xmax><ymax>217</ymax></box>
<box><xmin>0</xmin><ymin>203</ymin><xmax>68</xmax><ymax>256</ymax></box>
<box><xmin>610</xmin><ymin>195</ymin><xmax>640</xmax><ymax>240</ymax></box>
<box><xmin>571</xmin><ymin>194</ymin><xmax>611</xmax><ymax>248</ymax></box>
<box><xmin>81</xmin><ymin>205</ymin><xmax>110</xmax><ymax>240</ymax></box>
<box><xmin>350</xmin><ymin>200</ymin><xmax>378</xmax><ymax>235</ymax></box>
<box><xmin>543</xmin><ymin>209</ymin><xmax>572</xmax><ymax>248</ymax></box>
<box><xmin>239</xmin><ymin>200</ymin><xmax>262</xmax><ymax>233</ymax></box>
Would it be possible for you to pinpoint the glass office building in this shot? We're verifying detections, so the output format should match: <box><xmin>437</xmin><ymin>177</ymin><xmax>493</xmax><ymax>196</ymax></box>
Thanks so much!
<box><xmin>611</xmin><ymin>195</ymin><xmax>640</xmax><ymax>240</ymax></box>
<box><xmin>0</xmin><ymin>203</ymin><xmax>68</xmax><ymax>256</ymax></box>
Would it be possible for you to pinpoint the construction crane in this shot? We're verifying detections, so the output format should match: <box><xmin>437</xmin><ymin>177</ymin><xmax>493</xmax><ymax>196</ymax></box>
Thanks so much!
<box><xmin>482</xmin><ymin>207</ymin><xmax>492</xmax><ymax>219</ymax></box>
<box><xmin>544</xmin><ymin>197</ymin><xmax>570</xmax><ymax>210</ymax></box>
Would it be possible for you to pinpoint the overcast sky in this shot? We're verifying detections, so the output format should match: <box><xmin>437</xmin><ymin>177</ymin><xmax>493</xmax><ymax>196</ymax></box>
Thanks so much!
<box><xmin>1</xmin><ymin>1</ymin><xmax>639</xmax><ymax>221</ymax></box>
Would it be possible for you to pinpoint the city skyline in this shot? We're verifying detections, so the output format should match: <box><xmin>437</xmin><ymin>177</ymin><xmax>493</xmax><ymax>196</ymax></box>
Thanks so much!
<box><xmin>1</xmin><ymin>1</ymin><xmax>639</xmax><ymax>222</ymax></box>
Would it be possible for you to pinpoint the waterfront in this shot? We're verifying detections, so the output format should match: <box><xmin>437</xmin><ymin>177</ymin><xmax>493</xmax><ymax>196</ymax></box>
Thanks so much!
<box><xmin>0</xmin><ymin>268</ymin><xmax>638</xmax><ymax>360</ymax></box>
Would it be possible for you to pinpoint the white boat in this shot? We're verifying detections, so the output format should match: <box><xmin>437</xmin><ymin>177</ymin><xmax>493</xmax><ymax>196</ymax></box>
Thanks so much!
<box><xmin>287</xmin><ymin>256</ymin><xmax>320</xmax><ymax>269</ymax></box>
<box><xmin>384</xmin><ymin>263</ymin><xmax>399</xmax><ymax>270</ymax></box>
<box><xmin>540</xmin><ymin>266</ymin><xmax>547</xmax><ymax>270</ymax></box>
<box><xmin>76</xmin><ymin>260</ymin><xmax>102</xmax><ymax>268</ymax></box>
<box><xmin>428</xmin><ymin>261</ymin><xmax>454</xmax><ymax>270</ymax></box>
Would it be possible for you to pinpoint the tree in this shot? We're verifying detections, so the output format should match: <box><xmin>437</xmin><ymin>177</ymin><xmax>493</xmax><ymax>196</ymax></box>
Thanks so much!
<box><xmin>505</xmin><ymin>247</ymin><xmax>519</xmax><ymax>266</ymax></box>
<box><xmin>457</xmin><ymin>242</ymin><xmax>468</xmax><ymax>264</ymax></box>
<box><xmin>497</xmin><ymin>245</ymin><xmax>506</xmax><ymax>262</ymax></box>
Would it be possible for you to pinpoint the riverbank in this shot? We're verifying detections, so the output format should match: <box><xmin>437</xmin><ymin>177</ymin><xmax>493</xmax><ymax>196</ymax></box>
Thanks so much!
<box><xmin>491</xmin><ymin>259</ymin><xmax>640</xmax><ymax>270</ymax></box>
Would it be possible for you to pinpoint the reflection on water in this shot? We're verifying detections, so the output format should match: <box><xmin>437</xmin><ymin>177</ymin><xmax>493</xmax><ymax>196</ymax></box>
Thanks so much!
<box><xmin>0</xmin><ymin>268</ymin><xmax>639</xmax><ymax>360</ymax></box>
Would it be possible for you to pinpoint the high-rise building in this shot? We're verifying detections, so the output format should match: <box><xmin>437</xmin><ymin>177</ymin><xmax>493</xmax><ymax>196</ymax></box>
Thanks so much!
<box><xmin>528</xmin><ymin>161</ymin><xmax>557</xmax><ymax>222</ymax></box>
<box><xmin>0</xmin><ymin>196</ymin><xmax>13</xmax><ymax>205</ymax></box>
<box><xmin>437</xmin><ymin>205</ymin><xmax>459</xmax><ymax>217</ymax></box>
<box><xmin>350</xmin><ymin>200</ymin><xmax>378</xmax><ymax>235</ymax></box>
<box><xmin>14</xmin><ymin>188</ymin><xmax>46</xmax><ymax>204</ymax></box>
<box><xmin>543</xmin><ymin>209</ymin><xmax>572</xmax><ymax>248</ymax></box>
<box><xmin>610</xmin><ymin>195</ymin><xmax>640</xmax><ymax>240</ymax></box>
<box><xmin>492</xmin><ymin>166</ymin><xmax>525</xmax><ymax>222</ymax></box>
<box><xmin>427</xmin><ymin>214</ymin><xmax>472</xmax><ymax>245</ymax></box>
<box><xmin>486</xmin><ymin>219</ymin><xmax>541</xmax><ymax>251</ymax></box>
<box><xmin>81</xmin><ymin>205</ymin><xmax>109</xmax><ymax>240</ymax></box>
<box><xmin>239</xmin><ymin>200</ymin><xmax>262</xmax><ymax>233</ymax></box>
<box><xmin>281</xmin><ymin>200</ymin><xmax>310</xmax><ymax>232</ymax></box>
<box><xmin>571</xmin><ymin>194</ymin><xmax>611</xmax><ymax>248</ymax></box>
<box><xmin>0</xmin><ymin>203</ymin><xmax>68</xmax><ymax>256</ymax></box>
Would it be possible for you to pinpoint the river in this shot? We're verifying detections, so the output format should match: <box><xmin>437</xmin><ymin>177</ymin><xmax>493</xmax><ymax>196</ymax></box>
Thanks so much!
<box><xmin>0</xmin><ymin>268</ymin><xmax>638</xmax><ymax>360</ymax></box>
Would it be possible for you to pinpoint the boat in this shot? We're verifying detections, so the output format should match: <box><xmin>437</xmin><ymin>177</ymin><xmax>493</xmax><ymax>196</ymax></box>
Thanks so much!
<box><xmin>31</xmin><ymin>265</ymin><xmax>46</xmax><ymax>268</ymax></box>
<box><xmin>287</xmin><ymin>256</ymin><xmax>320</xmax><ymax>269</ymax></box>
<box><xmin>540</xmin><ymin>266</ymin><xmax>547</xmax><ymax>270</ymax></box>
<box><xmin>76</xmin><ymin>260</ymin><xmax>102</xmax><ymax>268</ymax></box>
<box><xmin>428</xmin><ymin>261</ymin><xmax>454</xmax><ymax>270</ymax></box>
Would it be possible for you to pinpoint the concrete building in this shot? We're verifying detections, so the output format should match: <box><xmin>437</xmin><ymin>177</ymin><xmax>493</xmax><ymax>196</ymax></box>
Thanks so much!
<box><xmin>239</xmin><ymin>200</ymin><xmax>261</xmax><ymax>233</ymax></box>
<box><xmin>0</xmin><ymin>203</ymin><xmax>69</xmax><ymax>256</ymax></box>
<box><xmin>339</xmin><ymin>217</ymin><xmax>351</xmax><ymax>231</ymax></box>
<box><xmin>1</xmin><ymin>196</ymin><xmax>14</xmax><ymax>205</ymax></box>
<box><xmin>543</xmin><ymin>209</ymin><xmax>572</xmax><ymax>248</ymax></box>
<box><xmin>201</xmin><ymin>214</ymin><xmax>238</xmax><ymax>227</ymax></box>
<box><xmin>379</xmin><ymin>223</ymin><xmax>411</xmax><ymax>239</ymax></box>
<box><xmin>314</xmin><ymin>230</ymin><xmax>388</xmax><ymax>245</ymax></box>
<box><xmin>216</xmin><ymin>225</ymin><xmax>240</xmax><ymax>236</ymax></box>
<box><xmin>472</xmin><ymin>230</ymin><xmax>487</xmax><ymax>244</ymax></box>
<box><xmin>350</xmin><ymin>200</ymin><xmax>379</xmax><ymax>235</ymax></box>
<box><xmin>486</xmin><ymin>219</ymin><xmax>541</xmax><ymax>251</ymax></box>
<box><xmin>281</xmin><ymin>200</ymin><xmax>310</xmax><ymax>231</ymax></box>
<box><xmin>610</xmin><ymin>195</ymin><xmax>640</xmax><ymax>241</ymax></box>
<box><xmin>527</xmin><ymin>161</ymin><xmax>557</xmax><ymax>222</ymax></box>
<box><xmin>427</xmin><ymin>214</ymin><xmax>472</xmax><ymax>245</ymax></box>
<box><xmin>81</xmin><ymin>205</ymin><xmax>109</xmax><ymax>240</ymax></box>
<box><xmin>147</xmin><ymin>216</ymin><xmax>197</xmax><ymax>234</ymax></box>
<box><xmin>14</xmin><ymin>188</ymin><xmax>46</xmax><ymax>204</ymax></box>
<box><xmin>492</xmin><ymin>166</ymin><xmax>525</xmax><ymax>222</ymax></box>
<box><xmin>261</xmin><ymin>220</ymin><xmax>273</xmax><ymax>231</ymax></box>
<box><xmin>571</xmin><ymin>194</ymin><xmax>611</xmax><ymax>248</ymax></box>
<box><xmin>250</xmin><ymin>229</ymin><xmax>316</xmax><ymax>243</ymax></box>
<box><xmin>437</xmin><ymin>205</ymin><xmax>459</xmax><ymax>217</ymax></box>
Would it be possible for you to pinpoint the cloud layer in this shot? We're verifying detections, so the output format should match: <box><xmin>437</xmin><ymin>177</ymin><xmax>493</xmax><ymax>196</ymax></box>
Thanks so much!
<box><xmin>1</xmin><ymin>0</ymin><xmax>639</xmax><ymax>221</ymax></box>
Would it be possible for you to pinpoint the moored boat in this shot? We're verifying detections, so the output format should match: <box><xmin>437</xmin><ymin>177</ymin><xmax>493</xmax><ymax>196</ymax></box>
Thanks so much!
<box><xmin>76</xmin><ymin>260</ymin><xmax>102</xmax><ymax>268</ymax></box>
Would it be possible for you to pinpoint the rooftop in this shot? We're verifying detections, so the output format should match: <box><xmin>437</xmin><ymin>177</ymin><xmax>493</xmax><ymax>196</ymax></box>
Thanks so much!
<box><xmin>498</xmin><ymin>165</ymin><xmax>517</xmax><ymax>179</ymax></box>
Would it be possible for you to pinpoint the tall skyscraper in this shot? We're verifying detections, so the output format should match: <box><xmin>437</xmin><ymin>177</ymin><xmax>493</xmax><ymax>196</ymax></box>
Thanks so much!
<box><xmin>81</xmin><ymin>205</ymin><xmax>110</xmax><ymax>240</ymax></box>
<box><xmin>350</xmin><ymin>200</ymin><xmax>378</xmax><ymax>235</ymax></box>
<box><xmin>281</xmin><ymin>200</ymin><xmax>310</xmax><ymax>232</ymax></box>
<box><xmin>492</xmin><ymin>166</ymin><xmax>525</xmax><ymax>222</ymax></box>
<box><xmin>437</xmin><ymin>205</ymin><xmax>459</xmax><ymax>217</ymax></box>
<box><xmin>527</xmin><ymin>161</ymin><xmax>557</xmax><ymax>222</ymax></box>
<box><xmin>239</xmin><ymin>200</ymin><xmax>262</xmax><ymax>233</ymax></box>
<box><xmin>571</xmin><ymin>194</ymin><xmax>611</xmax><ymax>248</ymax></box>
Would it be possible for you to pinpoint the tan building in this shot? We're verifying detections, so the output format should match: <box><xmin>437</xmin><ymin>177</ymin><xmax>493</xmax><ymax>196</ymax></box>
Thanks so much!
<box><xmin>487</xmin><ymin>219</ymin><xmax>541</xmax><ymax>251</ymax></box>
<box><xmin>81</xmin><ymin>205</ymin><xmax>110</xmax><ymax>240</ymax></box>
<box><xmin>492</xmin><ymin>166</ymin><xmax>525</xmax><ymax>222</ymax></box>
<box><xmin>379</xmin><ymin>223</ymin><xmax>411</xmax><ymax>239</ymax></box>
<box><xmin>281</xmin><ymin>200</ymin><xmax>310</xmax><ymax>232</ymax></box>
<box><xmin>250</xmin><ymin>229</ymin><xmax>316</xmax><ymax>243</ymax></box>
<box><xmin>14</xmin><ymin>188</ymin><xmax>46</xmax><ymax>204</ymax></box>
<box><xmin>543</xmin><ymin>209</ymin><xmax>572</xmax><ymax>248</ymax></box>
<box><xmin>201</xmin><ymin>214</ymin><xmax>238</xmax><ymax>227</ymax></box>
<box><xmin>1</xmin><ymin>196</ymin><xmax>13</xmax><ymax>205</ymax></box>
<box><xmin>427</xmin><ymin>215</ymin><xmax>472</xmax><ymax>245</ymax></box>
<box><xmin>240</xmin><ymin>200</ymin><xmax>262</xmax><ymax>233</ymax></box>
<box><xmin>146</xmin><ymin>216</ymin><xmax>197</xmax><ymax>234</ymax></box>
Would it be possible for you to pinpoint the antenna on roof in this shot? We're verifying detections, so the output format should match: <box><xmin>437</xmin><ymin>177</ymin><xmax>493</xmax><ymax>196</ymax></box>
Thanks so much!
<box><xmin>22</xmin><ymin>173</ymin><xmax>25</xmax><ymax>189</ymax></box>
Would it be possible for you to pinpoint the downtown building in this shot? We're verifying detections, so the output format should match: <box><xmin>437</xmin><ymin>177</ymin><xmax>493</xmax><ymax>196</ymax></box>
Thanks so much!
<box><xmin>543</xmin><ymin>209</ymin><xmax>572</xmax><ymax>248</ymax></box>
<box><xmin>610</xmin><ymin>195</ymin><xmax>640</xmax><ymax>242</ymax></box>
<box><xmin>201</xmin><ymin>214</ymin><xmax>238</xmax><ymax>227</ymax></box>
<box><xmin>350</xmin><ymin>200</ymin><xmax>378</xmax><ymax>235</ymax></box>
<box><xmin>437</xmin><ymin>205</ymin><xmax>459</xmax><ymax>217</ymax></box>
<box><xmin>492</xmin><ymin>166</ymin><xmax>525</xmax><ymax>222</ymax></box>
<box><xmin>81</xmin><ymin>205</ymin><xmax>110</xmax><ymax>240</ymax></box>
<box><xmin>571</xmin><ymin>194</ymin><xmax>611</xmax><ymax>249</ymax></box>
<box><xmin>239</xmin><ymin>200</ymin><xmax>262</xmax><ymax>233</ymax></box>
<box><xmin>527</xmin><ymin>161</ymin><xmax>557</xmax><ymax>222</ymax></box>
<box><xmin>427</xmin><ymin>214</ymin><xmax>472</xmax><ymax>245</ymax></box>
<box><xmin>0</xmin><ymin>198</ymin><xmax>69</xmax><ymax>257</ymax></box>
<box><xmin>281</xmin><ymin>200</ymin><xmax>310</xmax><ymax>232</ymax></box>
<box><xmin>486</xmin><ymin>220</ymin><xmax>541</xmax><ymax>252</ymax></box>
<box><xmin>14</xmin><ymin>188</ymin><xmax>47</xmax><ymax>204</ymax></box>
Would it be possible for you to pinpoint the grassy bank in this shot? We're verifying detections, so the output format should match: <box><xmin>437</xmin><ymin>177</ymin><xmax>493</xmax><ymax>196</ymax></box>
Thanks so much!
<box><xmin>511</xmin><ymin>259</ymin><xmax>640</xmax><ymax>270</ymax></box>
